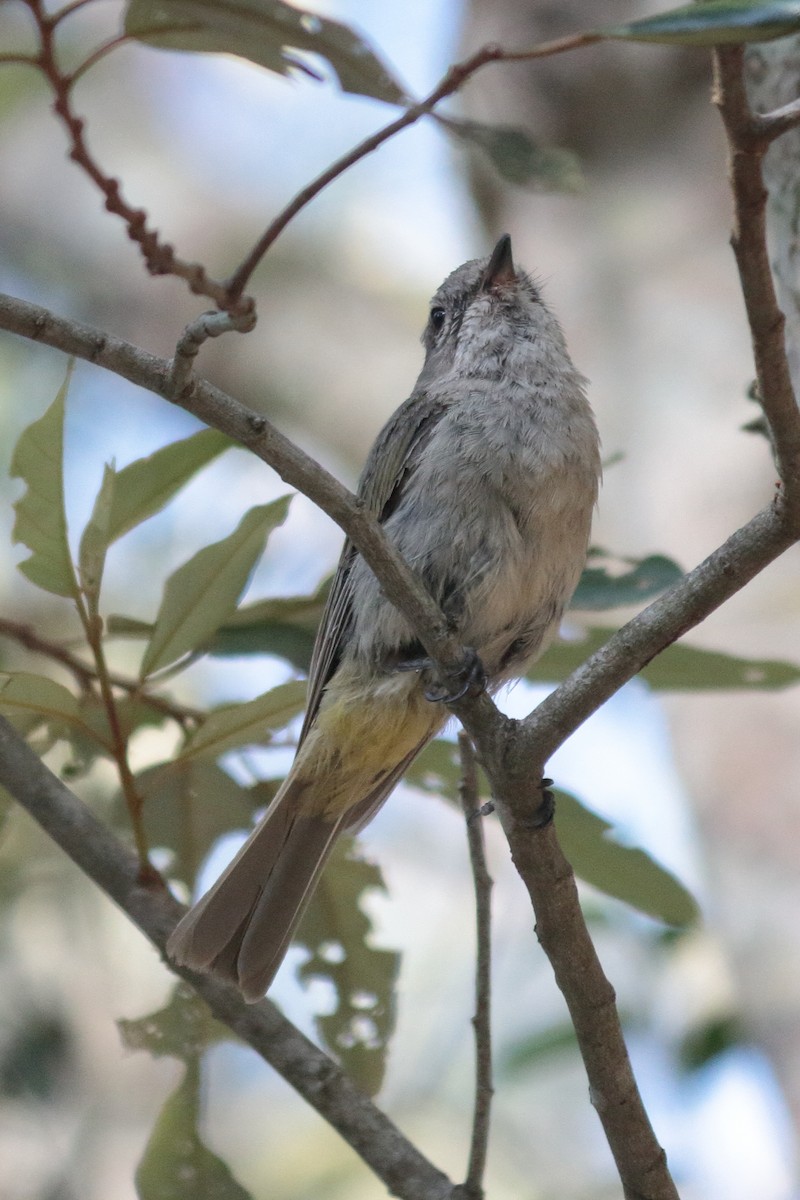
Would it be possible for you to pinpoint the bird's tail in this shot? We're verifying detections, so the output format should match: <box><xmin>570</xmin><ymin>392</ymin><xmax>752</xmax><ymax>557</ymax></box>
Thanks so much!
<box><xmin>167</xmin><ymin>776</ymin><xmax>346</xmax><ymax>1001</ymax></box>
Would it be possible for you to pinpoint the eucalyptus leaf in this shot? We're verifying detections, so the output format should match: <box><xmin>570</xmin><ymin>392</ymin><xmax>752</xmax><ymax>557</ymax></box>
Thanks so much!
<box><xmin>178</xmin><ymin>680</ymin><xmax>306</xmax><ymax>760</ymax></box>
<box><xmin>107</xmin><ymin>428</ymin><xmax>235</xmax><ymax>543</ymax></box>
<box><xmin>599</xmin><ymin>0</ymin><xmax>800</xmax><ymax>45</ymax></box>
<box><xmin>141</xmin><ymin>497</ymin><xmax>291</xmax><ymax>677</ymax></box>
<box><xmin>297</xmin><ymin>837</ymin><xmax>399</xmax><ymax>1097</ymax></box>
<box><xmin>0</xmin><ymin>672</ymin><xmax>91</xmax><ymax>734</ymax></box>
<box><xmin>441</xmin><ymin>115</ymin><xmax>584</xmax><ymax>192</ymax></box>
<box><xmin>119</xmin><ymin>982</ymin><xmax>234</xmax><ymax>1059</ymax></box>
<box><xmin>532</xmin><ymin>626</ymin><xmax>800</xmax><ymax>690</ymax></box>
<box><xmin>571</xmin><ymin>550</ymin><xmax>684</xmax><ymax>610</ymax></box>
<box><xmin>134</xmin><ymin>1060</ymin><xmax>252</xmax><ymax>1200</ymax></box>
<box><xmin>10</xmin><ymin>370</ymin><xmax>79</xmax><ymax>599</ymax></box>
<box><xmin>554</xmin><ymin>790</ymin><xmax>699</xmax><ymax>927</ymax></box>
<box><xmin>78</xmin><ymin>463</ymin><xmax>116</xmax><ymax>613</ymax></box>
<box><xmin>125</xmin><ymin>0</ymin><xmax>407</xmax><ymax>103</ymax></box>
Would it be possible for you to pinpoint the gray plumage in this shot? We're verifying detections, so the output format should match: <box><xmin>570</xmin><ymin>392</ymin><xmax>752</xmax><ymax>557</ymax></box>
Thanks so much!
<box><xmin>167</xmin><ymin>235</ymin><xmax>601</xmax><ymax>1001</ymax></box>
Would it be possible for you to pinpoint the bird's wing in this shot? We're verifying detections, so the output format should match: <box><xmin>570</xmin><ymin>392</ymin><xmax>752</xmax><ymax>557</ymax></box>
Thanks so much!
<box><xmin>299</xmin><ymin>390</ymin><xmax>448</xmax><ymax>744</ymax></box>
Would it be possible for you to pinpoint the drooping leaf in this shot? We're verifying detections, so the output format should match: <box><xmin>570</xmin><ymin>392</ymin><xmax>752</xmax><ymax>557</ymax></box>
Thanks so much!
<box><xmin>296</xmin><ymin>837</ymin><xmax>400</xmax><ymax>1096</ymax></box>
<box><xmin>10</xmin><ymin>370</ymin><xmax>79</xmax><ymax>598</ymax></box>
<box><xmin>78</xmin><ymin>463</ymin><xmax>116</xmax><ymax>613</ymax></box>
<box><xmin>178</xmin><ymin>680</ymin><xmax>306</xmax><ymax>761</ymax></box>
<box><xmin>119</xmin><ymin>982</ymin><xmax>234</xmax><ymax>1060</ymax></box>
<box><xmin>133</xmin><ymin>760</ymin><xmax>278</xmax><ymax>882</ymax></box>
<box><xmin>125</xmin><ymin>0</ymin><xmax>407</xmax><ymax>104</ymax></box>
<box><xmin>134</xmin><ymin>1060</ymin><xmax>252</xmax><ymax>1200</ymax></box>
<box><xmin>441</xmin><ymin>115</ymin><xmax>584</xmax><ymax>192</ymax></box>
<box><xmin>571</xmin><ymin>550</ymin><xmax>684</xmax><ymax>610</ymax></box>
<box><xmin>532</xmin><ymin>626</ymin><xmax>800</xmax><ymax>690</ymax></box>
<box><xmin>107</xmin><ymin>428</ymin><xmax>235</xmax><ymax>544</ymax></box>
<box><xmin>141</xmin><ymin>497</ymin><xmax>292</xmax><ymax>677</ymax></box>
<box><xmin>599</xmin><ymin>0</ymin><xmax>800</xmax><ymax>45</ymax></box>
<box><xmin>555</xmin><ymin>789</ymin><xmax>699</xmax><ymax>927</ymax></box>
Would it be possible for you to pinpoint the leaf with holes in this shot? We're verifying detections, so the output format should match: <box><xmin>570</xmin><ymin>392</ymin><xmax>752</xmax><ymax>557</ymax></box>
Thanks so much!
<box><xmin>296</xmin><ymin>837</ymin><xmax>399</xmax><ymax>1097</ymax></box>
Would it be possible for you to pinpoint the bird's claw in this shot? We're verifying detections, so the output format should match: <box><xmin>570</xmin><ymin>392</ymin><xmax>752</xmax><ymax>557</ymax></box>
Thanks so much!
<box><xmin>391</xmin><ymin>647</ymin><xmax>487</xmax><ymax>704</ymax></box>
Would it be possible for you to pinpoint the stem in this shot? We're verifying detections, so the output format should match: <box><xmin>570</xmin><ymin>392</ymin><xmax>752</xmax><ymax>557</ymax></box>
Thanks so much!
<box><xmin>458</xmin><ymin>733</ymin><xmax>493</xmax><ymax>1199</ymax></box>
<box><xmin>75</xmin><ymin>591</ymin><xmax>154</xmax><ymax>878</ymax></box>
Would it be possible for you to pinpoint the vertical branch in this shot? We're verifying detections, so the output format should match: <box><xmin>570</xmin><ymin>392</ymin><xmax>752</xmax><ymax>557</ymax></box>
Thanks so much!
<box><xmin>458</xmin><ymin>732</ymin><xmax>494</xmax><ymax>1199</ymax></box>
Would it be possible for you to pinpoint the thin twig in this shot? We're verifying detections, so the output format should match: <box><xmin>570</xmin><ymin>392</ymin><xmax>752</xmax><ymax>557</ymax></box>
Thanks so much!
<box><xmin>0</xmin><ymin>713</ymin><xmax>458</xmax><ymax>1200</ymax></box>
<box><xmin>457</xmin><ymin>732</ymin><xmax>493</xmax><ymax>1200</ymax></box>
<box><xmin>0</xmin><ymin>615</ymin><xmax>202</xmax><ymax>726</ymax></box>
<box><xmin>713</xmin><ymin>46</ymin><xmax>800</xmax><ymax>502</ymax></box>
<box><xmin>168</xmin><ymin>309</ymin><xmax>257</xmax><ymax>395</ymax></box>
<box><xmin>67</xmin><ymin>34</ymin><xmax>133</xmax><ymax>86</ymax></box>
<box><xmin>752</xmin><ymin>95</ymin><xmax>800</xmax><ymax>141</ymax></box>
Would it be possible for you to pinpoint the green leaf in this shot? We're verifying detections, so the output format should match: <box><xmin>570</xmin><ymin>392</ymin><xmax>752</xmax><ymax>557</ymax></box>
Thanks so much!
<box><xmin>499</xmin><ymin>1022</ymin><xmax>580</xmax><ymax>1078</ymax></box>
<box><xmin>134</xmin><ymin>760</ymin><xmax>279</xmax><ymax>882</ymax></box>
<box><xmin>404</xmin><ymin>737</ymin><xmax>465</xmax><ymax>802</ymax></box>
<box><xmin>599</xmin><ymin>0</ymin><xmax>800</xmax><ymax>45</ymax></box>
<box><xmin>119</xmin><ymin>982</ymin><xmax>234</xmax><ymax>1060</ymax></box>
<box><xmin>571</xmin><ymin>550</ymin><xmax>684</xmax><ymax>610</ymax></box>
<box><xmin>178</xmin><ymin>680</ymin><xmax>306</xmax><ymax>760</ymax></box>
<box><xmin>441</xmin><ymin>115</ymin><xmax>584</xmax><ymax>192</ymax></box>
<box><xmin>125</xmin><ymin>0</ymin><xmax>407</xmax><ymax>104</ymax></box>
<box><xmin>107</xmin><ymin>428</ymin><xmax>234</xmax><ymax>544</ymax></box>
<box><xmin>532</xmin><ymin>626</ymin><xmax>800</xmax><ymax>690</ymax></box>
<box><xmin>141</xmin><ymin>497</ymin><xmax>292</xmax><ymax>677</ymax></box>
<box><xmin>78</xmin><ymin>463</ymin><xmax>116</xmax><ymax>612</ymax></box>
<box><xmin>555</xmin><ymin>789</ymin><xmax>699</xmax><ymax>927</ymax></box>
<box><xmin>296</xmin><ymin>838</ymin><xmax>400</xmax><ymax>1097</ymax></box>
<box><xmin>134</xmin><ymin>1060</ymin><xmax>253</xmax><ymax>1200</ymax></box>
<box><xmin>10</xmin><ymin>369</ymin><xmax>79</xmax><ymax>598</ymax></box>
<box><xmin>108</xmin><ymin>581</ymin><xmax>330</xmax><ymax>671</ymax></box>
<box><xmin>0</xmin><ymin>672</ymin><xmax>79</xmax><ymax>727</ymax></box>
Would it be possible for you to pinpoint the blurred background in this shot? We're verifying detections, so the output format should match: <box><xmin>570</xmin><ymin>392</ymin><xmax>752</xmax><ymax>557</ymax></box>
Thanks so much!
<box><xmin>1</xmin><ymin>0</ymin><xmax>799</xmax><ymax>1197</ymax></box>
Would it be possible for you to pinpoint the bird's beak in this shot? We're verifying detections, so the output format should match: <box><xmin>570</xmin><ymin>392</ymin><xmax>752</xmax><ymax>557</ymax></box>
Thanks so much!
<box><xmin>481</xmin><ymin>234</ymin><xmax>516</xmax><ymax>291</ymax></box>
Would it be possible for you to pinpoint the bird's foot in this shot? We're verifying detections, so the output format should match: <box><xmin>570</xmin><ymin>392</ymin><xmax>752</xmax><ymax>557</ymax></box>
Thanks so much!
<box><xmin>394</xmin><ymin>646</ymin><xmax>487</xmax><ymax>703</ymax></box>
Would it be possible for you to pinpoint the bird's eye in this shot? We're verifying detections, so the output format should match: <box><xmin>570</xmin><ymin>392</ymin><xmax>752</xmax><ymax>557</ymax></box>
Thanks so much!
<box><xmin>429</xmin><ymin>307</ymin><xmax>446</xmax><ymax>333</ymax></box>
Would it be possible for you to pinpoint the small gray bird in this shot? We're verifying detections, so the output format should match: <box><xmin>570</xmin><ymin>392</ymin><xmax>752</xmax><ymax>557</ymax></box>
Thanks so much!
<box><xmin>168</xmin><ymin>235</ymin><xmax>601</xmax><ymax>1001</ymax></box>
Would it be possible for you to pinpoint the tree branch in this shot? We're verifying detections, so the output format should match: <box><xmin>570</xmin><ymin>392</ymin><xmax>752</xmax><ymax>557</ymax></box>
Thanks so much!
<box><xmin>0</xmin><ymin>713</ymin><xmax>457</xmax><ymax>1200</ymax></box>
<box><xmin>713</xmin><ymin>46</ymin><xmax>800</xmax><ymax>501</ymax></box>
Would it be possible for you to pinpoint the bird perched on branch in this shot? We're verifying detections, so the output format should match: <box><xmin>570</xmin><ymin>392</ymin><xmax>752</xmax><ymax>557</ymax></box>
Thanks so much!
<box><xmin>168</xmin><ymin>235</ymin><xmax>601</xmax><ymax>1001</ymax></box>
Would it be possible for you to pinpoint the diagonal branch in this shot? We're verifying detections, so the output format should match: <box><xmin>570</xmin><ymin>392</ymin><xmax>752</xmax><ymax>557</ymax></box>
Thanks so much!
<box><xmin>0</xmin><ymin>713</ymin><xmax>457</xmax><ymax>1200</ymax></box>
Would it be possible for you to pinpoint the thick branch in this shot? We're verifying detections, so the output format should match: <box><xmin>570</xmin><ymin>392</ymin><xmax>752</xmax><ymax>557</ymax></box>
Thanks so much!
<box><xmin>0</xmin><ymin>714</ymin><xmax>455</xmax><ymax>1200</ymax></box>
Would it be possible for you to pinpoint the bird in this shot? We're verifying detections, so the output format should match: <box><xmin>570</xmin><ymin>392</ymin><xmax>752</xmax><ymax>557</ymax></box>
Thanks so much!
<box><xmin>167</xmin><ymin>235</ymin><xmax>601</xmax><ymax>1002</ymax></box>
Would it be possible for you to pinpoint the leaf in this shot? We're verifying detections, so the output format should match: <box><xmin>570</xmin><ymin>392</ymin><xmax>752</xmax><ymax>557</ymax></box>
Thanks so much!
<box><xmin>125</xmin><ymin>0</ymin><xmax>407</xmax><ymax>104</ymax></box>
<box><xmin>555</xmin><ymin>789</ymin><xmax>699</xmax><ymax>927</ymax></box>
<box><xmin>78</xmin><ymin>463</ymin><xmax>116</xmax><ymax>612</ymax></box>
<box><xmin>178</xmin><ymin>680</ymin><xmax>306</xmax><ymax>760</ymax></box>
<box><xmin>599</xmin><ymin>0</ymin><xmax>800</xmax><ymax>45</ymax></box>
<box><xmin>10</xmin><ymin>369</ymin><xmax>79</xmax><ymax>598</ymax></box>
<box><xmin>532</xmin><ymin>626</ymin><xmax>800</xmax><ymax>691</ymax></box>
<box><xmin>133</xmin><ymin>760</ymin><xmax>278</xmax><ymax>882</ymax></box>
<box><xmin>134</xmin><ymin>1060</ymin><xmax>253</xmax><ymax>1200</ymax></box>
<box><xmin>205</xmin><ymin>585</ymin><xmax>329</xmax><ymax>667</ymax></box>
<box><xmin>499</xmin><ymin>1022</ymin><xmax>580</xmax><ymax>1078</ymax></box>
<box><xmin>571</xmin><ymin>550</ymin><xmax>684</xmax><ymax>610</ymax></box>
<box><xmin>404</xmin><ymin>737</ymin><xmax>464</xmax><ymax>801</ymax></box>
<box><xmin>0</xmin><ymin>672</ymin><xmax>80</xmax><ymax>728</ymax></box>
<box><xmin>119</xmin><ymin>982</ymin><xmax>233</xmax><ymax>1060</ymax></box>
<box><xmin>296</xmin><ymin>838</ymin><xmax>400</xmax><ymax>1096</ymax></box>
<box><xmin>107</xmin><ymin>428</ymin><xmax>234</xmax><ymax>544</ymax></box>
<box><xmin>141</xmin><ymin>497</ymin><xmax>292</xmax><ymax>677</ymax></box>
<box><xmin>441</xmin><ymin>115</ymin><xmax>584</xmax><ymax>192</ymax></box>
